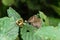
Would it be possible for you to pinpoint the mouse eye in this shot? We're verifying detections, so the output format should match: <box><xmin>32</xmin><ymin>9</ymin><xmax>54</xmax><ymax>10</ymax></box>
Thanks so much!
<box><xmin>28</xmin><ymin>22</ymin><xmax>31</xmax><ymax>25</ymax></box>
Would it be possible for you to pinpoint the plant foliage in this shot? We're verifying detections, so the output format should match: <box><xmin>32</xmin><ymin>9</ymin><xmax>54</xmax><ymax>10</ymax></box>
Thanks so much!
<box><xmin>0</xmin><ymin>7</ymin><xmax>60</xmax><ymax>40</ymax></box>
<box><xmin>0</xmin><ymin>17</ymin><xmax>19</xmax><ymax>40</ymax></box>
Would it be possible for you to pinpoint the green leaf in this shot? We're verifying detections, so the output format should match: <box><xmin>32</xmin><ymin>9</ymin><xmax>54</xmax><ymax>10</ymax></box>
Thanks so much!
<box><xmin>20</xmin><ymin>23</ymin><xmax>41</xmax><ymax>40</ymax></box>
<box><xmin>48</xmin><ymin>17</ymin><xmax>60</xmax><ymax>26</ymax></box>
<box><xmin>35</xmin><ymin>26</ymin><xmax>56</xmax><ymax>40</ymax></box>
<box><xmin>51</xmin><ymin>5</ymin><xmax>60</xmax><ymax>15</ymax></box>
<box><xmin>7</xmin><ymin>7</ymin><xmax>21</xmax><ymax>21</ymax></box>
<box><xmin>2</xmin><ymin>0</ymin><xmax>15</xmax><ymax>6</ymax></box>
<box><xmin>58</xmin><ymin>23</ymin><xmax>60</xmax><ymax>27</ymax></box>
<box><xmin>35</xmin><ymin>25</ymin><xmax>60</xmax><ymax>40</ymax></box>
<box><xmin>0</xmin><ymin>17</ymin><xmax>19</xmax><ymax>40</ymax></box>
<box><xmin>21</xmin><ymin>22</ymin><xmax>60</xmax><ymax>40</ymax></box>
<box><xmin>39</xmin><ymin>11</ymin><xmax>49</xmax><ymax>26</ymax></box>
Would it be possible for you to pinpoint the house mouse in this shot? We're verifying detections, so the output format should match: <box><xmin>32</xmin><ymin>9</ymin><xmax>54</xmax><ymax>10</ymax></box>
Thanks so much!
<box><xmin>28</xmin><ymin>15</ymin><xmax>42</xmax><ymax>28</ymax></box>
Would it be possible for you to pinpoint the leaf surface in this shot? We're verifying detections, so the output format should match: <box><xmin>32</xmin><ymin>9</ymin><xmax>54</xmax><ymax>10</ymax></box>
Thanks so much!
<box><xmin>0</xmin><ymin>17</ymin><xmax>19</xmax><ymax>40</ymax></box>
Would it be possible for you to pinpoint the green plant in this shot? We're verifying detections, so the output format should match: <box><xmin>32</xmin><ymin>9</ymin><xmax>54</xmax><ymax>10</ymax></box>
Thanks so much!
<box><xmin>0</xmin><ymin>7</ymin><xmax>60</xmax><ymax>40</ymax></box>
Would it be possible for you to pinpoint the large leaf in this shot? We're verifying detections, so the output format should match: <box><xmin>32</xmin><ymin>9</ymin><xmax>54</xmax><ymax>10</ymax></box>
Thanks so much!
<box><xmin>35</xmin><ymin>25</ymin><xmax>60</xmax><ymax>40</ymax></box>
<box><xmin>21</xmin><ymin>22</ymin><xmax>60</xmax><ymax>40</ymax></box>
<box><xmin>0</xmin><ymin>17</ymin><xmax>19</xmax><ymax>40</ymax></box>
<box><xmin>7</xmin><ymin>7</ymin><xmax>22</xmax><ymax>40</ymax></box>
<box><xmin>20</xmin><ymin>23</ymin><xmax>42</xmax><ymax>40</ymax></box>
<box><xmin>7</xmin><ymin>7</ymin><xmax>21</xmax><ymax>21</ymax></box>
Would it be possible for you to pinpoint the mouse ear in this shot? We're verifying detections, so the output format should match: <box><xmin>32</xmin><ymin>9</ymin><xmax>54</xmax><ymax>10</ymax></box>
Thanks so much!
<box><xmin>28</xmin><ymin>15</ymin><xmax>35</xmax><ymax>22</ymax></box>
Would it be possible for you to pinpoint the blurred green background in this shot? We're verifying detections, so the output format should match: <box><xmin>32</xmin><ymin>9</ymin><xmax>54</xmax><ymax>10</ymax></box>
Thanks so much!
<box><xmin>0</xmin><ymin>0</ymin><xmax>60</xmax><ymax>20</ymax></box>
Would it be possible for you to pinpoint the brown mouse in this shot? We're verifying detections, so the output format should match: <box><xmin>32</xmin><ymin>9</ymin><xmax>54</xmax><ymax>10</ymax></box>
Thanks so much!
<box><xmin>28</xmin><ymin>15</ymin><xmax>42</xmax><ymax>28</ymax></box>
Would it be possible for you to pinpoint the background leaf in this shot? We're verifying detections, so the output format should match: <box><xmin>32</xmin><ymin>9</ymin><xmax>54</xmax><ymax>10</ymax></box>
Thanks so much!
<box><xmin>51</xmin><ymin>5</ymin><xmax>60</xmax><ymax>15</ymax></box>
<box><xmin>2</xmin><ymin>0</ymin><xmax>15</xmax><ymax>6</ymax></box>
